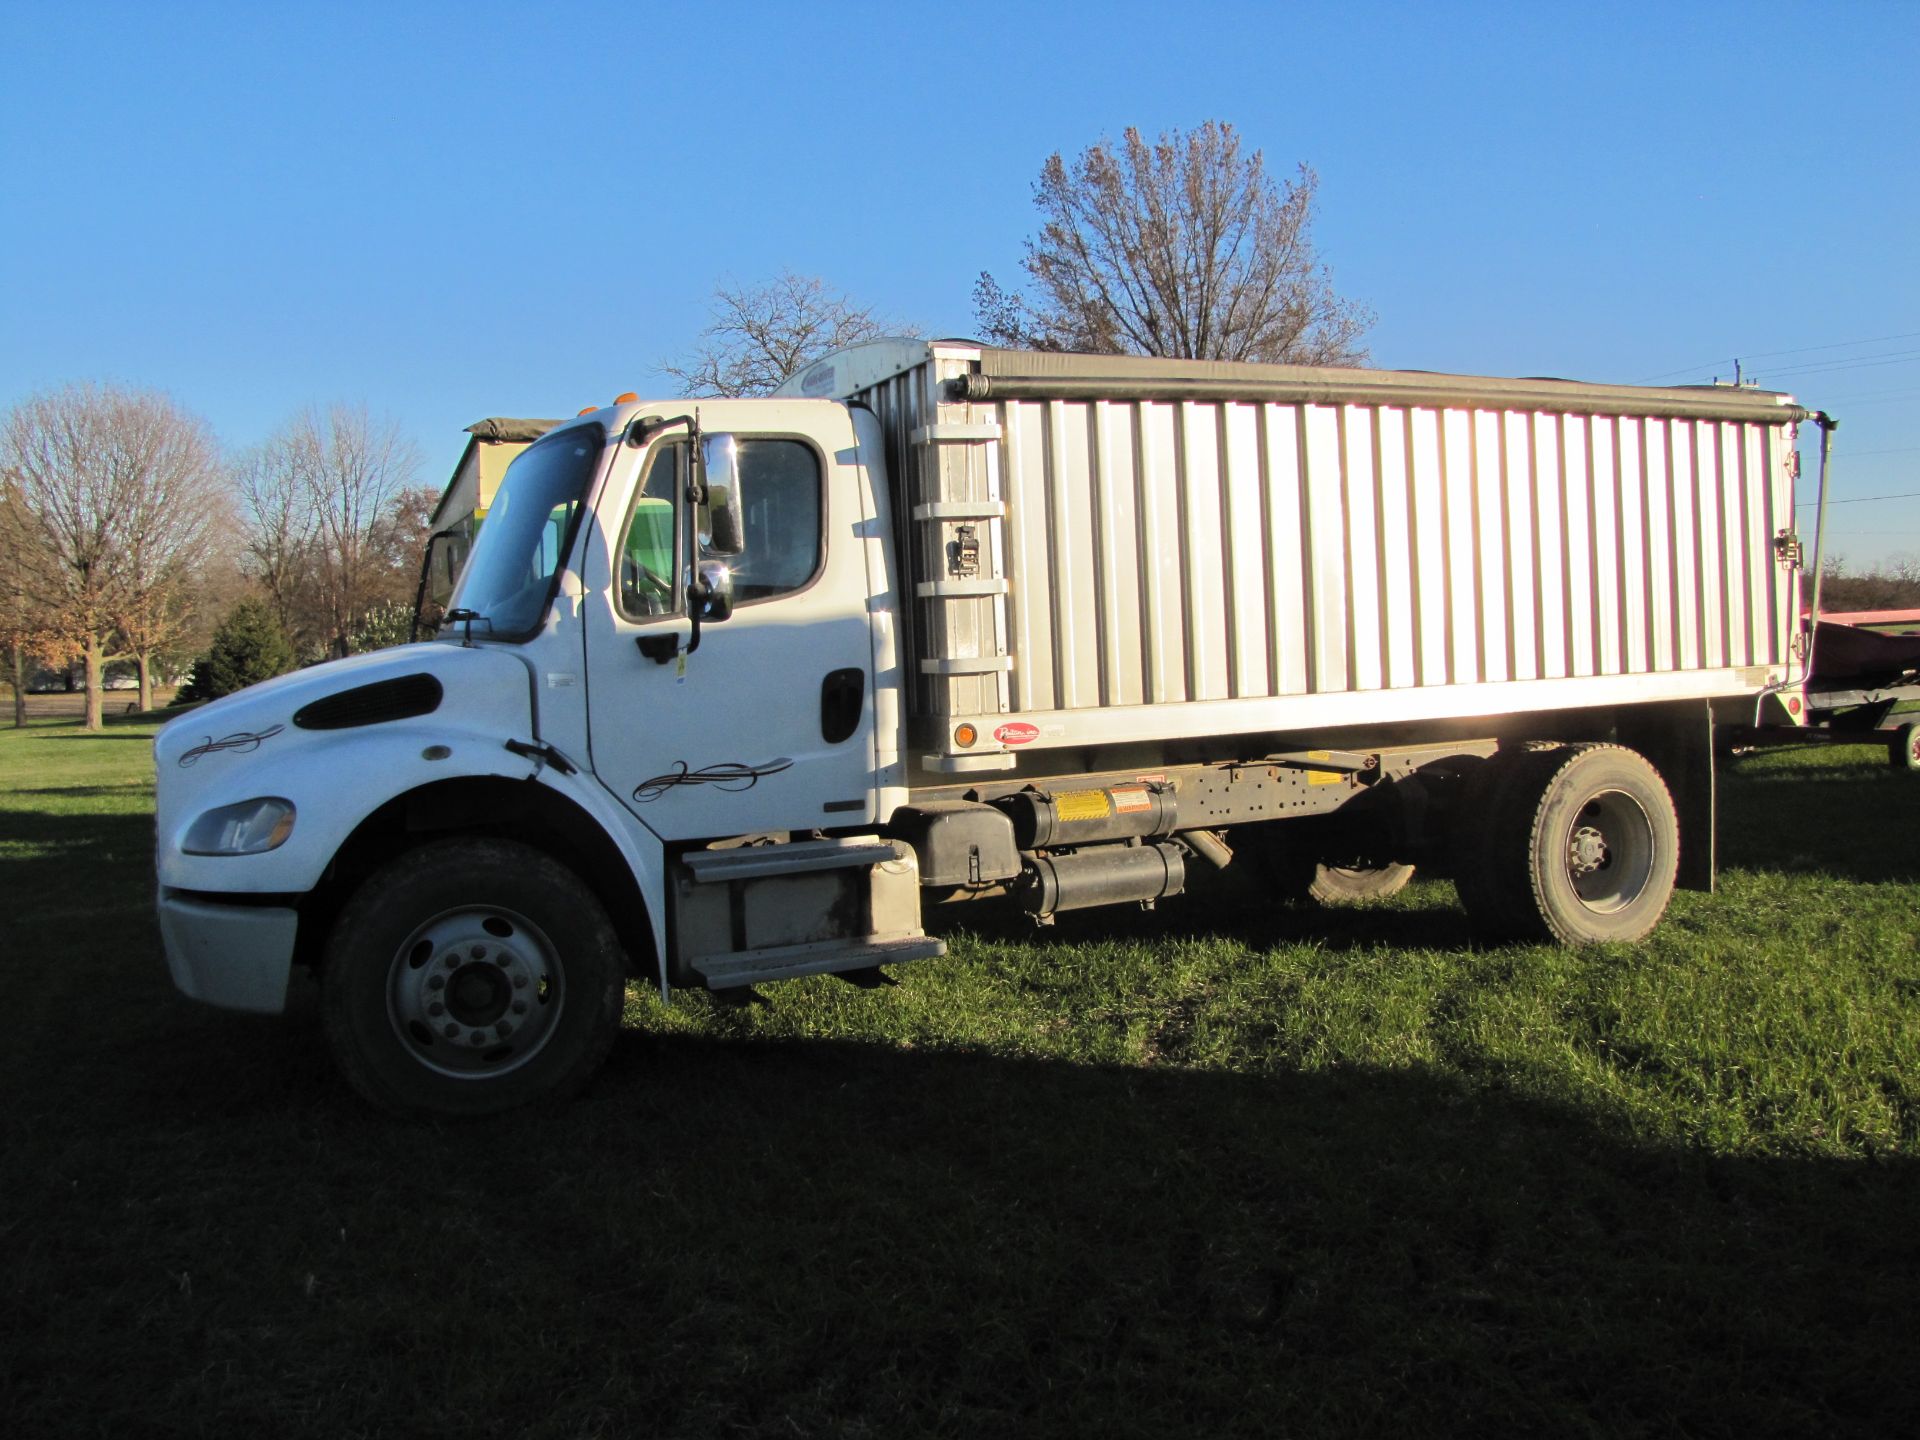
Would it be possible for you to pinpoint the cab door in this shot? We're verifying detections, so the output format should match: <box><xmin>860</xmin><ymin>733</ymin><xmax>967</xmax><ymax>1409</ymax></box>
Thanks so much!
<box><xmin>581</xmin><ymin>406</ymin><xmax>877</xmax><ymax>840</ymax></box>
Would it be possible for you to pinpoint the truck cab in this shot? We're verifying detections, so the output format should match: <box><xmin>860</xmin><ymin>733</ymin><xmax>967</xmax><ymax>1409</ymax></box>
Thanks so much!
<box><xmin>156</xmin><ymin>395</ymin><xmax>938</xmax><ymax>1115</ymax></box>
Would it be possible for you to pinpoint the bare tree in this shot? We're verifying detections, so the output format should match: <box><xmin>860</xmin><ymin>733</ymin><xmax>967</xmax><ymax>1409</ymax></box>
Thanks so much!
<box><xmin>282</xmin><ymin>406</ymin><xmax>422</xmax><ymax>658</ymax></box>
<box><xmin>974</xmin><ymin>122</ymin><xmax>1373</xmax><ymax>367</ymax></box>
<box><xmin>661</xmin><ymin>270</ymin><xmax>906</xmax><ymax>398</ymax></box>
<box><xmin>1</xmin><ymin>384</ymin><xmax>226</xmax><ymax>728</ymax></box>
<box><xmin>235</xmin><ymin>437</ymin><xmax>322</xmax><ymax>649</ymax></box>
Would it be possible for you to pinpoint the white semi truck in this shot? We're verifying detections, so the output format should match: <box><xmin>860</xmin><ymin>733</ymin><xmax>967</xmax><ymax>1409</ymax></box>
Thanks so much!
<box><xmin>153</xmin><ymin>341</ymin><xmax>1824</xmax><ymax>1114</ymax></box>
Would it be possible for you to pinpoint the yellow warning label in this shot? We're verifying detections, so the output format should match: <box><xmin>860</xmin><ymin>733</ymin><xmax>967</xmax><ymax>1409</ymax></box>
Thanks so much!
<box><xmin>1057</xmin><ymin>789</ymin><xmax>1113</xmax><ymax>823</ymax></box>
<box><xmin>1306</xmin><ymin>749</ymin><xmax>1342</xmax><ymax>786</ymax></box>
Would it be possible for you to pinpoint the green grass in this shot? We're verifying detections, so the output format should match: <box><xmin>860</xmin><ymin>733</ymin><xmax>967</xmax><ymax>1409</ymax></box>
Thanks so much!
<box><xmin>3</xmin><ymin>717</ymin><xmax>1917</xmax><ymax>1437</ymax></box>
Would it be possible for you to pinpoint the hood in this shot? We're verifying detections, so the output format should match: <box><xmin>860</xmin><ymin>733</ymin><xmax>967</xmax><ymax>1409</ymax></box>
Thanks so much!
<box><xmin>154</xmin><ymin>641</ymin><xmax>534</xmax><ymax>772</ymax></box>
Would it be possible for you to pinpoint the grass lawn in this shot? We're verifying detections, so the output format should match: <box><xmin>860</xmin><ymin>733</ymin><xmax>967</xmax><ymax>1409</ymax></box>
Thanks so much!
<box><xmin>2</xmin><ymin>713</ymin><xmax>1916</xmax><ymax>1437</ymax></box>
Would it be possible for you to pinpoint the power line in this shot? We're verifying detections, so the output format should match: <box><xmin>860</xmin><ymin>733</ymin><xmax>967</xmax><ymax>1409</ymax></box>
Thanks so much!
<box><xmin>1636</xmin><ymin>328</ymin><xmax>1920</xmax><ymax>383</ymax></box>
<box><xmin>1752</xmin><ymin>349</ymin><xmax>1920</xmax><ymax>380</ymax></box>
<box><xmin>1794</xmin><ymin>489</ymin><xmax>1920</xmax><ymax>508</ymax></box>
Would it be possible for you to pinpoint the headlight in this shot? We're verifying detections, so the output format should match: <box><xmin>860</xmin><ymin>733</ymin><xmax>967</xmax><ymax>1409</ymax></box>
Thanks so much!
<box><xmin>183</xmin><ymin>798</ymin><xmax>296</xmax><ymax>856</ymax></box>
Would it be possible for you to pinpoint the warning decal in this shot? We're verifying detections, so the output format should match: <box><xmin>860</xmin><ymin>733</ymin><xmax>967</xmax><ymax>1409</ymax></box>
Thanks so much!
<box><xmin>1053</xmin><ymin>789</ymin><xmax>1111</xmax><ymax>822</ymax></box>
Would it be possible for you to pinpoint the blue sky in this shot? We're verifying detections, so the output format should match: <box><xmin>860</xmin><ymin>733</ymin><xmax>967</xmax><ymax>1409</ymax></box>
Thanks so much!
<box><xmin>3</xmin><ymin>1</ymin><xmax>1915</xmax><ymax>561</ymax></box>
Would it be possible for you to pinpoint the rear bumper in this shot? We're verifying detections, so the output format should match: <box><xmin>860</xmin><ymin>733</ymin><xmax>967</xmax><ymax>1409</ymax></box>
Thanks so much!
<box><xmin>157</xmin><ymin>890</ymin><xmax>299</xmax><ymax>1015</ymax></box>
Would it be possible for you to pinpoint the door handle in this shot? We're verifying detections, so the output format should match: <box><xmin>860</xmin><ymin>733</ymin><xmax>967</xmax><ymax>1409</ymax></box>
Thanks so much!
<box><xmin>821</xmin><ymin>668</ymin><xmax>863</xmax><ymax>744</ymax></box>
<box><xmin>636</xmin><ymin>632</ymin><xmax>680</xmax><ymax>664</ymax></box>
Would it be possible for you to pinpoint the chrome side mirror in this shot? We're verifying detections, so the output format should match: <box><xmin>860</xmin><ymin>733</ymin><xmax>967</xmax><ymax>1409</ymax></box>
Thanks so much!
<box><xmin>694</xmin><ymin>558</ymin><xmax>734</xmax><ymax>623</ymax></box>
<box><xmin>699</xmin><ymin>434</ymin><xmax>746</xmax><ymax>556</ymax></box>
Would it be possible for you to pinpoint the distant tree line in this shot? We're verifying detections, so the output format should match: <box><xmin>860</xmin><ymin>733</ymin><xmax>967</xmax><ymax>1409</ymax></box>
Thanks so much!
<box><xmin>1</xmin><ymin>386</ymin><xmax>433</xmax><ymax>729</ymax></box>
<box><xmin>1809</xmin><ymin>558</ymin><xmax>1920</xmax><ymax>614</ymax></box>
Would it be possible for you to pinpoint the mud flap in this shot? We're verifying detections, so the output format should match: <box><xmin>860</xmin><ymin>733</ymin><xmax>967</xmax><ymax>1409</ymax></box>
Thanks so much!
<box><xmin>1618</xmin><ymin>700</ymin><xmax>1716</xmax><ymax>893</ymax></box>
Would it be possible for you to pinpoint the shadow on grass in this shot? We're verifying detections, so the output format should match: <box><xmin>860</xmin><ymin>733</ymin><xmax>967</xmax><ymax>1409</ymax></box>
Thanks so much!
<box><xmin>0</xmin><ymin>804</ymin><xmax>154</xmax><ymax>889</ymax></box>
<box><xmin>3</xmin><ymin>1002</ymin><xmax>1914</xmax><ymax>1439</ymax></box>
<box><xmin>3</xmin><ymin>756</ymin><xmax>1915</xmax><ymax>1434</ymax></box>
<box><xmin>931</xmin><ymin>880</ymin><xmax>1476</xmax><ymax>955</ymax></box>
<box><xmin>1719</xmin><ymin>763</ymin><xmax>1920</xmax><ymax>883</ymax></box>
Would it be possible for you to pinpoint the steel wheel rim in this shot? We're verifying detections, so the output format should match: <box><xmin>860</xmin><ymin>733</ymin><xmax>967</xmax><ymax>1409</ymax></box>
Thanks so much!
<box><xmin>386</xmin><ymin>905</ymin><xmax>564</xmax><ymax>1079</ymax></box>
<box><xmin>1563</xmin><ymin>789</ymin><xmax>1655</xmax><ymax>914</ymax></box>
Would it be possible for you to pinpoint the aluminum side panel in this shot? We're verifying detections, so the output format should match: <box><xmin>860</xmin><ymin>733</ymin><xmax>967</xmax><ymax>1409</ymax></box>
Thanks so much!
<box><xmin>851</xmin><ymin>358</ymin><xmax>1801</xmax><ymax>759</ymax></box>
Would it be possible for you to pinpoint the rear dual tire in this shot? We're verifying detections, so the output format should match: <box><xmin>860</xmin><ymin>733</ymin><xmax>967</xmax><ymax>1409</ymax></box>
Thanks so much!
<box><xmin>1455</xmin><ymin>744</ymin><xmax>1678</xmax><ymax>946</ymax></box>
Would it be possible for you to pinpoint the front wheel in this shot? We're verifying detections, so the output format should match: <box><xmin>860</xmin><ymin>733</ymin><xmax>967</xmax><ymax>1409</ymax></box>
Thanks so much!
<box><xmin>321</xmin><ymin>838</ymin><xmax>626</xmax><ymax>1116</ymax></box>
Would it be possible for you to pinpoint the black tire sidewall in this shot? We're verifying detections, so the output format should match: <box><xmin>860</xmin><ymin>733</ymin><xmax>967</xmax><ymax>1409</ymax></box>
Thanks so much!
<box><xmin>1525</xmin><ymin>749</ymin><xmax>1678</xmax><ymax>945</ymax></box>
<box><xmin>1308</xmin><ymin>862</ymin><xmax>1414</xmax><ymax>905</ymax></box>
<box><xmin>321</xmin><ymin>838</ymin><xmax>625</xmax><ymax>1116</ymax></box>
<box><xmin>1892</xmin><ymin>723</ymin><xmax>1920</xmax><ymax>772</ymax></box>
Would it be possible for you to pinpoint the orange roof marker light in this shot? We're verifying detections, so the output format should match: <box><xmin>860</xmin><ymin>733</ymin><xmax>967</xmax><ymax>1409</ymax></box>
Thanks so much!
<box><xmin>613</xmin><ymin>392</ymin><xmax>639</xmax><ymax>405</ymax></box>
<box><xmin>576</xmin><ymin>406</ymin><xmax>596</xmax><ymax>416</ymax></box>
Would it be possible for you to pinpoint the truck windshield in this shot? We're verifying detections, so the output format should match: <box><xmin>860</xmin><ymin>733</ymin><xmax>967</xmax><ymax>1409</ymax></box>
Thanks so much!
<box><xmin>444</xmin><ymin>425</ymin><xmax>606</xmax><ymax>641</ymax></box>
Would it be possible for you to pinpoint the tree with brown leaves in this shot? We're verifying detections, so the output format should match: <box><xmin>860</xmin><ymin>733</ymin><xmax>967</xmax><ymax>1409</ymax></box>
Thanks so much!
<box><xmin>2</xmin><ymin>384</ymin><xmax>226</xmax><ymax>728</ymax></box>
<box><xmin>975</xmin><ymin>121</ymin><xmax>1373</xmax><ymax>367</ymax></box>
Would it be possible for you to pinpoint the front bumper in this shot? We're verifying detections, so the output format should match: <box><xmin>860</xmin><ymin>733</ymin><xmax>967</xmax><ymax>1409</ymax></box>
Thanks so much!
<box><xmin>157</xmin><ymin>890</ymin><xmax>300</xmax><ymax>1015</ymax></box>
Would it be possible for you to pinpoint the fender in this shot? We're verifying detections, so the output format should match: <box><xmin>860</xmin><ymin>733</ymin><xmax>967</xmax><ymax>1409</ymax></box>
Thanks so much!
<box><xmin>155</xmin><ymin>642</ymin><xmax>671</xmax><ymax>993</ymax></box>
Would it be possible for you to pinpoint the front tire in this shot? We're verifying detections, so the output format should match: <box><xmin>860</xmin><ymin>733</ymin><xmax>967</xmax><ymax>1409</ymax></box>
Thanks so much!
<box><xmin>321</xmin><ymin>838</ymin><xmax>625</xmax><ymax>1116</ymax></box>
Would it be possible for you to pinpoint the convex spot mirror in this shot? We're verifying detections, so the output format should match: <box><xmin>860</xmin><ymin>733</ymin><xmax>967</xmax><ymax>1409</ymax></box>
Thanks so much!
<box><xmin>694</xmin><ymin>559</ymin><xmax>734</xmax><ymax>622</ymax></box>
<box><xmin>699</xmin><ymin>434</ymin><xmax>746</xmax><ymax>557</ymax></box>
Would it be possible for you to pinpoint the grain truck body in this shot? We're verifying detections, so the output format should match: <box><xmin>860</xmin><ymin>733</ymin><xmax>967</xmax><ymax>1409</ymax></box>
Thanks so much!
<box><xmin>794</xmin><ymin>342</ymin><xmax>1809</xmax><ymax>774</ymax></box>
<box><xmin>153</xmin><ymin>340</ymin><xmax>1819</xmax><ymax>1114</ymax></box>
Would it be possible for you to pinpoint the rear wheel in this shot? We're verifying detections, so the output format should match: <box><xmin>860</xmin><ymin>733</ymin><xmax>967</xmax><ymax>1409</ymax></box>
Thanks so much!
<box><xmin>1464</xmin><ymin>744</ymin><xmax>1678</xmax><ymax>945</ymax></box>
<box><xmin>1452</xmin><ymin>745</ymin><xmax>1560</xmax><ymax>938</ymax></box>
<box><xmin>321</xmin><ymin>838</ymin><xmax>626</xmax><ymax>1116</ymax></box>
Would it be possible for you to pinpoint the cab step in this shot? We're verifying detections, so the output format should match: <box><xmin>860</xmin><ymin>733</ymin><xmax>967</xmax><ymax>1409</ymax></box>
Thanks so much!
<box><xmin>689</xmin><ymin>934</ymin><xmax>945</xmax><ymax>988</ymax></box>
<box><xmin>671</xmin><ymin>836</ymin><xmax>943</xmax><ymax>992</ymax></box>
<box><xmin>680</xmin><ymin>837</ymin><xmax>904</xmax><ymax>883</ymax></box>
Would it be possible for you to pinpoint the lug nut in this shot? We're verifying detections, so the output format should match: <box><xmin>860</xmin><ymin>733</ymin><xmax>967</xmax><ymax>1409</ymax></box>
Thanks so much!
<box><xmin>470</xmin><ymin>1031</ymin><xmax>486</xmax><ymax>1046</ymax></box>
<box><xmin>428</xmin><ymin>1002</ymin><xmax>444</xmax><ymax>1017</ymax></box>
<box><xmin>496</xmin><ymin>1021</ymin><xmax>513</xmax><ymax>1037</ymax></box>
<box><xmin>513</xmin><ymin>975</ymin><xmax>527</xmax><ymax>989</ymax></box>
<box><xmin>444</xmin><ymin>955</ymin><xmax>459</xmax><ymax>969</ymax></box>
<box><xmin>428</xmin><ymin>975</ymin><xmax>445</xmax><ymax>990</ymax></box>
<box><xmin>512</xmin><ymin>1001</ymin><xmax>527</xmax><ymax>1015</ymax></box>
<box><xmin>443</xmin><ymin>1023</ymin><xmax>459</xmax><ymax>1038</ymax></box>
<box><xmin>470</xmin><ymin>945</ymin><xmax>486</xmax><ymax>959</ymax></box>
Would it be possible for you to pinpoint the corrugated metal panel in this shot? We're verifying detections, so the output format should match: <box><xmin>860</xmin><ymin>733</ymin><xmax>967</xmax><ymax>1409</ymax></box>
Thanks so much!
<box><xmin>852</xmin><ymin>350</ymin><xmax>1801</xmax><ymax>759</ymax></box>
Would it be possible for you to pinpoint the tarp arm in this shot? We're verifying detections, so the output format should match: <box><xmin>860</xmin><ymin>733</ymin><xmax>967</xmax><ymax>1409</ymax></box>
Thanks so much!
<box><xmin>1803</xmin><ymin>412</ymin><xmax>1839</xmax><ymax>677</ymax></box>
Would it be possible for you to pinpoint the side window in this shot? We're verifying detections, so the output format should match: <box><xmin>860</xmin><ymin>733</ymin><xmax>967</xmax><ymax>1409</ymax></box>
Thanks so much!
<box><xmin>618</xmin><ymin>444</ymin><xmax>682</xmax><ymax>618</ymax></box>
<box><xmin>615</xmin><ymin>437</ymin><xmax>822</xmax><ymax>618</ymax></box>
<box><xmin>730</xmin><ymin>440</ymin><xmax>822</xmax><ymax>604</ymax></box>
